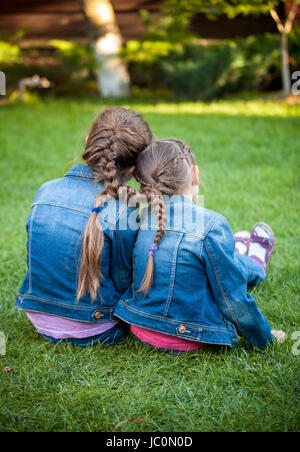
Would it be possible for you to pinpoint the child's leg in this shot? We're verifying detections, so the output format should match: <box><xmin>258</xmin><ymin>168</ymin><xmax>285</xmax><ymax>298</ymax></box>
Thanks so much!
<box><xmin>234</xmin><ymin>222</ymin><xmax>274</xmax><ymax>285</ymax></box>
<box><xmin>235</xmin><ymin>252</ymin><xmax>266</xmax><ymax>286</ymax></box>
<box><xmin>41</xmin><ymin>322</ymin><xmax>129</xmax><ymax>347</ymax></box>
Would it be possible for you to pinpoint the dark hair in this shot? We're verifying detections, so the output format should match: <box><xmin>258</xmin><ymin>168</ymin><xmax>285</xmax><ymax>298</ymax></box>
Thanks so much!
<box><xmin>134</xmin><ymin>139</ymin><xmax>196</xmax><ymax>294</ymax></box>
<box><xmin>77</xmin><ymin>107</ymin><xmax>153</xmax><ymax>300</ymax></box>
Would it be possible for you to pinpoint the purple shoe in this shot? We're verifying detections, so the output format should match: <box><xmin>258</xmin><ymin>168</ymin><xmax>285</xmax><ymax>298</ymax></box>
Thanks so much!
<box><xmin>249</xmin><ymin>222</ymin><xmax>275</xmax><ymax>271</ymax></box>
<box><xmin>234</xmin><ymin>231</ymin><xmax>251</xmax><ymax>255</ymax></box>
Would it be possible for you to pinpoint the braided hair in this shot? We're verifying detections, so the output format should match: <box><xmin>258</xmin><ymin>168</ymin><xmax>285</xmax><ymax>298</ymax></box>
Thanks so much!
<box><xmin>135</xmin><ymin>139</ymin><xmax>196</xmax><ymax>295</ymax></box>
<box><xmin>77</xmin><ymin>107</ymin><xmax>153</xmax><ymax>301</ymax></box>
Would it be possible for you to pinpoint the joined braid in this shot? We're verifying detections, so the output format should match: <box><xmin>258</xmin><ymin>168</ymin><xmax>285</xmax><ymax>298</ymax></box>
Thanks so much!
<box><xmin>152</xmin><ymin>194</ymin><xmax>167</xmax><ymax>245</ymax></box>
<box><xmin>78</xmin><ymin>106</ymin><xmax>153</xmax><ymax>301</ymax></box>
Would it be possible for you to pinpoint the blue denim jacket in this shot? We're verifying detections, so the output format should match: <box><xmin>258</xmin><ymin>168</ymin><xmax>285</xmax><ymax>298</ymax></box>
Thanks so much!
<box><xmin>114</xmin><ymin>195</ymin><xmax>273</xmax><ymax>348</ymax></box>
<box><xmin>16</xmin><ymin>164</ymin><xmax>138</xmax><ymax>323</ymax></box>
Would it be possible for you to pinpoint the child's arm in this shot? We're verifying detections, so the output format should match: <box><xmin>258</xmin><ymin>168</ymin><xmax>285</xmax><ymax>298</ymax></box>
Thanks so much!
<box><xmin>202</xmin><ymin>215</ymin><xmax>274</xmax><ymax>348</ymax></box>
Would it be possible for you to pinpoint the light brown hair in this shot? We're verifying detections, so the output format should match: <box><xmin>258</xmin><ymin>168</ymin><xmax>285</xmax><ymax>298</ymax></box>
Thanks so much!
<box><xmin>135</xmin><ymin>139</ymin><xmax>196</xmax><ymax>295</ymax></box>
<box><xmin>77</xmin><ymin>107</ymin><xmax>153</xmax><ymax>300</ymax></box>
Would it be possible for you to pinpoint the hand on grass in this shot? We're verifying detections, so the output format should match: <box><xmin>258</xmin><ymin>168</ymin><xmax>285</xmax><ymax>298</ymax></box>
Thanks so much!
<box><xmin>271</xmin><ymin>330</ymin><xmax>287</xmax><ymax>344</ymax></box>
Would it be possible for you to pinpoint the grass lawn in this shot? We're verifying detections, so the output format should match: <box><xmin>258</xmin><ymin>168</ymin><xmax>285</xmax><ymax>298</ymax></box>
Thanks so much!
<box><xmin>0</xmin><ymin>96</ymin><xmax>299</xmax><ymax>432</ymax></box>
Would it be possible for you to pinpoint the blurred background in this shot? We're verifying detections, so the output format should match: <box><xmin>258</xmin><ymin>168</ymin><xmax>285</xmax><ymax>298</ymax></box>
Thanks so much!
<box><xmin>1</xmin><ymin>0</ymin><xmax>299</xmax><ymax>101</ymax></box>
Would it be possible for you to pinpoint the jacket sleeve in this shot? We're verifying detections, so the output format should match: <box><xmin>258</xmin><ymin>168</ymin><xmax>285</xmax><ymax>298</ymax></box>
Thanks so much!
<box><xmin>201</xmin><ymin>215</ymin><xmax>273</xmax><ymax>348</ymax></box>
<box><xmin>110</xmin><ymin>205</ymin><xmax>139</xmax><ymax>295</ymax></box>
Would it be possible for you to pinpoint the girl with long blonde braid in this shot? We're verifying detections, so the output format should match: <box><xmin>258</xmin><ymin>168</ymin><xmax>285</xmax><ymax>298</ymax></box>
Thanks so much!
<box><xmin>16</xmin><ymin>107</ymin><xmax>152</xmax><ymax>347</ymax></box>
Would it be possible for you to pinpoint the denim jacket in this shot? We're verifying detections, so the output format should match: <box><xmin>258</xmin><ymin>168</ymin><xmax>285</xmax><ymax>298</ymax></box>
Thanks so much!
<box><xmin>114</xmin><ymin>195</ymin><xmax>273</xmax><ymax>348</ymax></box>
<box><xmin>16</xmin><ymin>164</ymin><xmax>138</xmax><ymax>323</ymax></box>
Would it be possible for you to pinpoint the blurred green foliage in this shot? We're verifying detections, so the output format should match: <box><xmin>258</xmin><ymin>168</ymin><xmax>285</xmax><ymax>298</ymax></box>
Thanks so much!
<box><xmin>0</xmin><ymin>37</ymin><xmax>97</xmax><ymax>96</ymax></box>
<box><xmin>123</xmin><ymin>29</ymin><xmax>300</xmax><ymax>100</ymax></box>
<box><xmin>121</xmin><ymin>0</ymin><xmax>299</xmax><ymax>99</ymax></box>
<box><xmin>138</xmin><ymin>8</ymin><xmax>194</xmax><ymax>43</ymax></box>
<box><xmin>49</xmin><ymin>40</ymin><xmax>96</xmax><ymax>91</ymax></box>
<box><xmin>0</xmin><ymin>41</ymin><xmax>20</xmax><ymax>64</ymax></box>
<box><xmin>165</xmin><ymin>0</ymin><xmax>279</xmax><ymax>20</ymax></box>
<box><xmin>50</xmin><ymin>40</ymin><xmax>96</xmax><ymax>74</ymax></box>
<box><xmin>121</xmin><ymin>40</ymin><xmax>182</xmax><ymax>64</ymax></box>
<box><xmin>0</xmin><ymin>0</ymin><xmax>299</xmax><ymax>100</ymax></box>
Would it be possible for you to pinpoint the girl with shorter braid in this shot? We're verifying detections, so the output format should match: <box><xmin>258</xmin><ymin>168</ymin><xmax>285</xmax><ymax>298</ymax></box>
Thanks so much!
<box><xmin>114</xmin><ymin>139</ymin><xmax>283</xmax><ymax>352</ymax></box>
<box><xmin>16</xmin><ymin>107</ymin><xmax>153</xmax><ymax>347</ymax></box>
<box><xmin>135</xmin><ymin>140</ymin><xmax>194</xmax><ymax>296</ymax></box>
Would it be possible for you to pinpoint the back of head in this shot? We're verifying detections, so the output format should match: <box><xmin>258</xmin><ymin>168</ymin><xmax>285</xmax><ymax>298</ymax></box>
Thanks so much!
<box><xmin>135</xmin><ymin>139</ymin><xmax>195</xmax><ymax>196</ymax></box>
<box><xmin>83</xmin><ymin>107</ymin><xmax>153</xmax><ymax>195</ymax></box>
<box><xmin>78</xmin><ymin>107</ymin><xmax>153</xmax><ymax>301</ymax></box>
<box><xmin>134</xmin><ymin>139</ymin><xmax>196</xmax><ymax>295</ymax></box>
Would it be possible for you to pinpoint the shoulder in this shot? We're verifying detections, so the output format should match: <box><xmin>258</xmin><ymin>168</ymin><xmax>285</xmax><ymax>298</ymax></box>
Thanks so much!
<box><xmin>137</xmin><ymin>198</ymin><xmax>224</xmax><ymax>239</ymax></box>
<box><xmin>189</xmin><ymin>204</ymin><xmax>224</xmax><ymax>239</ymax></box>
<box><xmin>33</xmin><ymin>177</ymin><xmax>64</xmax><ymax>201</ymax></box>
<box><xmin>199</xmin><ymin>207</ymin><xmax>225</xmax><ymax>237</ymax></box>
<box><xmin>202</xmin><ymin>211</ymin><xmax>234</xmax><ymax>248</ymax></box>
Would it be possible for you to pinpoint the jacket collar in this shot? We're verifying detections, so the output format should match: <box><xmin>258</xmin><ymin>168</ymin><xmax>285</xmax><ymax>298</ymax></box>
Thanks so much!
<box><xmin>64</xmin><ymin>170</ymin><xmax>195</xmax><ymax>207</ymax></box>
<box><xmin>64</xmin><ymin>164</ymin><xmax>94</xmax><ymax>180</ymax></box>
<box><xmin>164</xmin><ymin>194</ymin><xmax>195</xmax><ymax>207</ymax></box>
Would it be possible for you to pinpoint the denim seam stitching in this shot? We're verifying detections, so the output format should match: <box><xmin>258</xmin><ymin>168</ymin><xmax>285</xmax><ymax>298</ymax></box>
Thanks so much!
<box><xmin>198</xmin><ymin>238</ymin><xmax>204</xmax><ymax>258</ymax></box>
<box><xmin>16</xmin><ymin>306</ymin><xmax>113</xmax><ymax>323</ymax></box>
<box><xmin>163</xmin><ymin>233</ymin><xmax>184</xmax><ymax>317</ymax></box>
<box><xmin>74</xmin><ymin>239</ymin><xmax>82</xmax><ymax>306</ymax></box>
<box><xmin>31</xmin><ymin>201</ymin><xmax>116</xmax><ymax>226</ymax></box>
<box><xmin>64</xmin><ymin>174</ymin><xmax>94</xmax><ymax>181</ymax></box>
<box><xmin>18</xmin><ymin>293</ymin><xmax>114</xmax><ymax>310</ymax></box>
<box><xmin>203</xmin><ymin>214</ymin><xmax>224</xmax><ymax>239</ymax></box>
<box><xmin>117</xmin><ymin>302</ymin><xmax>229</xmax><ymax>332</ymax></box>
<box><xmin>125</xmin><ymin>317</ymin><xmax>231</xmax><ymax>346</ymax></box>
<box><xmin>28</xmin><ymin>205</ymin><xmax>37</xmax><ymax>294</ymax></box>
<box><xmin>139</xmin><ymin>225</ymin><xmax>204</xmax><ymax>239</ymax></box>
<box><xmin>203</xmin><ymin>239</ymin><xmax>241</xmax><ymax>334</ymax></box>
<box><xmin>115</xmin><ymin>223</ymin><xmax>127</xmax><ymax>291</ymax></box>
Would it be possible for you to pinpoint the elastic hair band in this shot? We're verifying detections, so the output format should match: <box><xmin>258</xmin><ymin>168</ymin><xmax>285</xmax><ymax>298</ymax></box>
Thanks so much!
<box><xmin>148</xmin><ymin>243</ymin><xmax>158</xmax><ymax>257</ymax></box>
<box><xmin>92</xmin><ymin>207</ymin><xmax>100</xmax><ymax>214</ymax></box>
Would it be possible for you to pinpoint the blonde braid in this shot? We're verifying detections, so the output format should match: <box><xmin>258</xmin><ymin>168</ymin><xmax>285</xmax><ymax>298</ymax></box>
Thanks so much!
<box><xmin>77</xmin><ymin>107</ymin><xmax>152</xmax><ymax>301</ymax></box>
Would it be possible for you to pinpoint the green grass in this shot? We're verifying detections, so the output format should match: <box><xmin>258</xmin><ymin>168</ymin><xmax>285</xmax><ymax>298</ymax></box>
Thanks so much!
<box><xmin>0</xmin><ymin>97</ymin><xmax>299</xmax><ymax>432</ymax></box>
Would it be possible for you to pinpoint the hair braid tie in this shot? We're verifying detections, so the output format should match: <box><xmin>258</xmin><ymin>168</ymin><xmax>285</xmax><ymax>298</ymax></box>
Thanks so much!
<box><xmin>148</xmin><ymin>244</ymin><xmax>158</xmax><ymax>256</ymax></box>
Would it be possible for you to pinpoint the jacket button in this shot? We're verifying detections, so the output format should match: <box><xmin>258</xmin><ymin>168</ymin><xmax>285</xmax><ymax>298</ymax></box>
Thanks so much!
<box><xmin>94</xmin><ymin>311</ymin><xmax>103</xmax><ymax>320</ymax></box>
<box><xmin>178</xmin><ymin>325</ymin><xmax>186</xmax><ymax>334</ymax></box>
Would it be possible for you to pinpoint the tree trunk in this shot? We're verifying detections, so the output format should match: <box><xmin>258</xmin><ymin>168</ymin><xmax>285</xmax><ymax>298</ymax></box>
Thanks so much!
<box><xmin>270</xmin><ymin>1</ymin><xmax>299</xmax><ymax>97</ymax></box>
<box><xmin>80</xmin><ymin>0</ymin><xmax>130</xmax><ymax>97</ymax></box>
<box><xmin>281</xmin><ymin>31</ymin><xmax>291</xmax><ymax>96</ymax></box>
